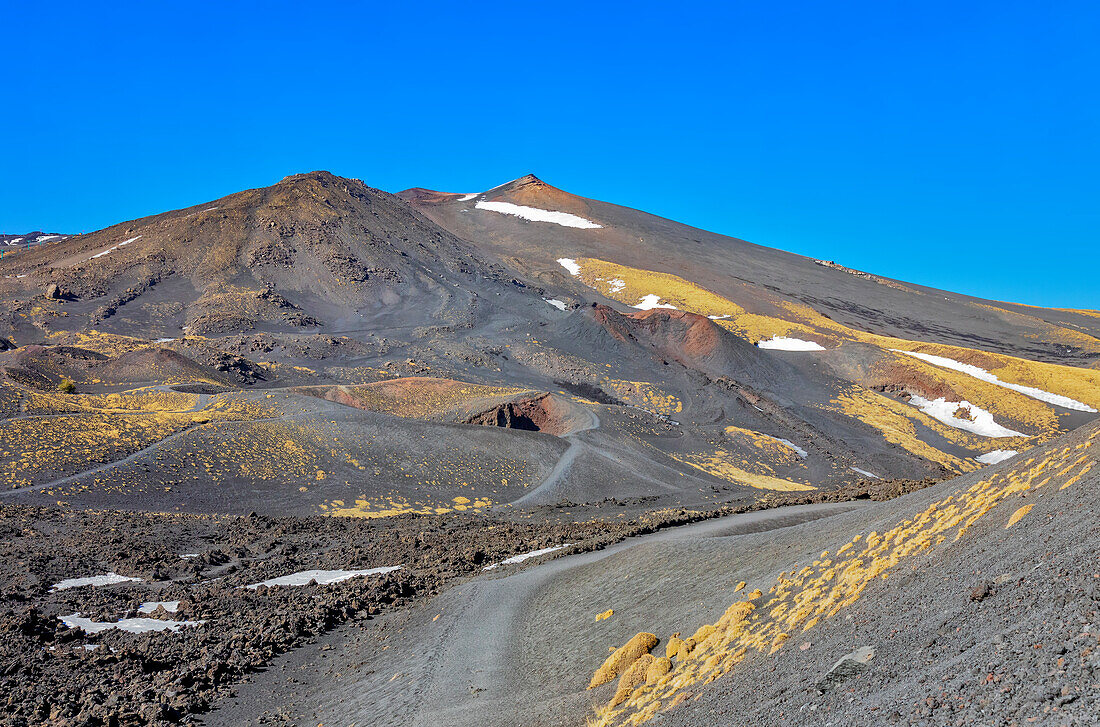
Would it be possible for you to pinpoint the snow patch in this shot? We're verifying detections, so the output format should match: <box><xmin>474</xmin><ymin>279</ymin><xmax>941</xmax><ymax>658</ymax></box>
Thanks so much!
<box><xmin>891</xmin><ymin>350</ymin><xmax>1096</xmax><ymax>413</ymax></box>
<box><xmin>850</xmin><ymin>467</ymin><xmax>880</xmax><ymax>479</ymax></box>
<box><xmin>557</xmin><ymin>258</ymin><xmax>581</xmax><ymax>276</ymax></box>
<box><xmin>475</xmin><ymin>201</ymin><xmax>601</xmax><ymax>229</ymax></box>
<box><xmin>60</xmin><ymin>613</ymin><xmax>201</xmax><ymax>634</ymax></box>
<box><xmin>708</xmin><ymin>314</ymin><xmax>732</xmax><ymax>320</ymax></box>
<box><xmin>35</xmin><ymin>235</ymin><xmax>61</xmax><ymax>242</ymax></box>
<box><xmin>484</xmin><ymin>544</ymin><xmax>570</xmax><ymax>570</ymax></box>
<box><xmin>88</xmin><ymin>235</ymin><xmax>141</xmax><ymax>261</ymax></box>
<box><xmin>50</xmin><ymin>573</ymin><xmax>143</xmax><ymax>592</ymax></box>
<box><xmin>457</xmin><ymin>193</ymin><xmax>478</xmax><ymax>201</ymax></box>
<box><xmin>976</xmin><ymin>449</ymin><xmax>1018</xmax><ymax>465</ymax></box>
<box><xmin>766</xmin><ymin>435</ymin><xmax>808</xmax><ymax>458</ymax></box>
<box><xmin>757</xmin><ymin>336</ymin><xmax>826</xmax><ymax>352</ymax></box>
<box><xmin>608</xmin><ymin>278</ymin><xmax>625</xmax><ymax>293</ymax></box>
<box><xmin>138</xmin><ymin>601</ymin><xmax>180</xmax><ymax>614</ymax></box>
<box><xmin>543</xmin><ymin>298</ymin><xmax>567</xmax><ymax>311</ymax></box>
<box><xmin>907</xmin><ymin>394</ymin><xmax>1026</xmax><ymax>438</ymax></box>
<box><xmin>632</xmin><ymin>294</ymin><xmax>677</xmax><ymax>311</ymax></box>
<box><xmin>156</xmin><ymin>338</ymin><xmax>175</xmax><ymax>343</ymax></box>
<box><xmin>244</xmin><ymin>566</ymin><xmax>402</xmax><ymax>590</ymax></box>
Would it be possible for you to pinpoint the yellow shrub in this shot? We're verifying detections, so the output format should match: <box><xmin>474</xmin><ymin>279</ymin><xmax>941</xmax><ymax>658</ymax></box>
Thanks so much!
<box><xmin>590</xmin><ymin>632</ymin><xmax>659</xmax><ymax>688</ymax></box>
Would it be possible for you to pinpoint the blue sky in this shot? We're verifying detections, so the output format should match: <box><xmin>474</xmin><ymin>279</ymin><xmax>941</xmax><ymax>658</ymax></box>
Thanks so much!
<box><xmin>3</xmin><ymin>1</ymin><xmax>1097</xmax><ymax>308</ymax></box>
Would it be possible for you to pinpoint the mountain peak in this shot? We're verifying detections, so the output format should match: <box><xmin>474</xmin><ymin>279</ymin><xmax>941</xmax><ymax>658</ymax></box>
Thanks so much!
<box><xmin>278</xmin><ymin>170</ymin><xmax>341</xmax><ymax>184</ymax></box>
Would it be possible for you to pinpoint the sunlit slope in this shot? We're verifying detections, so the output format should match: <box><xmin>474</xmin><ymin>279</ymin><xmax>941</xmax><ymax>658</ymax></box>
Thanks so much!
<box><xmin>587</xmin><ymin>422</ymin><xmax>1100</xmax><ymax>726</ymax></box>
<box><xmin>560</xmin><ymin>257</ymin><xmax>1098</xmax><ymax>470</ymax></box>
<box><xmin>400</xmin><ymin>174</ymin><xmax>1100</xmax><ymax>367</ymax></box>
<box><xmin>0</xmin><ymin>382</ymin><xmax>277</xmax><ymax>490</ymax></box>
<box><xmin>0</xmin><ymin>379</ymin><xmax>569</xmax><ymax>515</ymax></box>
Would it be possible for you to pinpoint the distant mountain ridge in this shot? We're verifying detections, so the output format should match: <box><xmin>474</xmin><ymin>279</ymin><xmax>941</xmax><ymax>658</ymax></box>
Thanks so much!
<box><xmin>0</xmin><ymin>170</ymin><xmax>1096</xmax><ymax>520</ymax></box>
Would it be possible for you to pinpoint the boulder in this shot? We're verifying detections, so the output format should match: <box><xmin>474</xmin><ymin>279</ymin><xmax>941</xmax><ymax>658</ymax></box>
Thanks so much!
<box><xmin>817</xmin><ymin>645</ymin><xmax>875</xmax><ymax>692</ymax></box>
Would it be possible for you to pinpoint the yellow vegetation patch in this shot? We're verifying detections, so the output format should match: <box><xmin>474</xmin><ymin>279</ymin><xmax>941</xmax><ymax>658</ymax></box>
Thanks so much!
<box><xmin>826</xmin><ymin>388</ymin><xmax>978</xmax><ymax>473</ymax></box>
<box><xmin>327</xmin><ymin>378</ymin><xmax>529</xmax><ymax>420</ymax></box>
<box><xmin>589</xmin><ymin>632</ymin><xmax>659</xmax><ymax>689</ymax></box>
<box><xmin>1005</xmin><ymin>503</ymin><xmax>1034</xmax><ymax>528</ymax></box>
<box><xmin>600</xmin><ymin>378</ymin><xmax>683</xmax><ymax>417</ymax></box>
<box><xmin>596</xmin><ymin>609</ymin><xmax>614</xmax><ymax>622</ymax></box>
<box><xmin>645</xmin><ymin>657</ymin><xmax>672</xmax><ymax>684</ymax></box>
<box><xmin>0</xmin><ymin>386</ymin><xmax>291</xmax><ymax>491</ymax></box>
<box><xmin>0</xmin><ymin>412</ymin><xmax>197</xmax><ymax>490</ymax></box>
<box><xmin>664</xmin><ymin>636</ymin><xmax>684</xmax><ymax>659</ymax></box>
<box><xmin>669</xmin><ymin>450</ymin><xmax>816</xmax><ymax>491</ymax></box>
<box><xmin>321</xmin><ymin>495</ymin><xmax>494</xmax><ymax>519</ymax></box>
<box><xmin>46</xmin><ymin>329</ymin><xmax>153</xmax><ymax>356</ymax></box>
<box><xmin>589</xmin><ymin>428</ymin><xmax>1098</xmax><ymax>726</ymax></box>
<box><xmin>610</xmin><ymin>654</ymin><xmax>657</xmax><ymax>708</ymax></box>
<box><xmin>568</xmin><ymin>258</ymin><xmax>1100</xmax><ymax>448</ymax></box>
<box><xmin>576</xmin><ymin>259</ymin><xmax>739</xmax><ymax>318</ymax></box>
<box><xmin>723</xmin><ymin>426</ymin><xmax>803</xmax><ymax>466</ymax></box>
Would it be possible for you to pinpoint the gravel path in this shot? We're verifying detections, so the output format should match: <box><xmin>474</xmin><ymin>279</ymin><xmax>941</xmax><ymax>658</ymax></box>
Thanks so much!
<box><xmin>209</xmin><ymin>502</ymin><xmax>864</xmax><ymax>726</ymax></box>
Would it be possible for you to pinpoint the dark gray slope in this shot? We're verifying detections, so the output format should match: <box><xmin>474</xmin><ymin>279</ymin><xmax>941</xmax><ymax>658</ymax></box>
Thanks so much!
<box><xmin>0</xmin><ymin>172</ymin><xmax>531</xmax><ymax>342</ymax></box>
<box><xmin>401</xmin><ymin>175</ymin><xmax>1100</xmax><ymax>366</ymax></box>
<box><xmin>206</xmin><ymin>502</ymin><xmax>867</xmax><ymax>727</ymax></box>
<box><xmin>210</xmin><ymin>420</ymin><xmax>1099</xmax><ymax>727</ymax></box>
<box><xmin>0</xmin><ymin>170</ymin><xmax>1086</xmax><ymax>518</ymax></box>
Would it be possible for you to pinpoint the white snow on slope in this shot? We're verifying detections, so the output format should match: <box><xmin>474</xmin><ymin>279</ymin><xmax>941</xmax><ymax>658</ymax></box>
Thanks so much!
<box><xmin>9</xmin><ymin>238</ymin><xmax>23</xmax><ymax>244</ymax></box>
<box><xmin>907</xmin><ymin>394</ymin><xmax>1026</xmax><ymax>438</ymax></box>
<box><xmin>632</xmin><ymin>294</ymin><xmax>677</xmax><ymax>311</ymax></box>
<box><xmin>60</xmin><ymin>613</ymin><xmax>201</xmax><ymax>634</ymax></box>
<box><xmin>850</xmin><ymin>467</ymin><xmax>880</xmax><ymax>479</ymax></box>
<box><xmin>138</xmin><ymin>601</ymin><xmax>180</xmax><ymax>614</ymax></box>
<box><xmin>484</xmin><ymin>544</ymin><xmax>570</xmax><ymax>570</ymax></box>
<box><xmin>557</xmin><ymin>257</ymin><xmax>581</xmax><ymax>276</ymax></box>
<box><xmin>765</xmin><ymin>435</ymin><xmax>808</xmax><ymax>458</ymax></box>
<box><xmin>244</xmin><ymin>566</ymin><xmax>402</xmax><ymax>590</ymax></box>
<box><xmin>88</xmin><ymin>235</ymin><xmax>141</xmax><ymax>261</ymax></box>
<box><xmin>976</xmin><ymin>449</ymin><xmax>1018</xmax><ymax>465</ymax></box>
<box><xmin>36</xmin><ymin>235</ymin><xmax>61</xmax><ymax>242</ymax></box>
<box><xmin>757</xmin><ymin>335</ymin><xmax>826</xmax><ymax>352</ymax></box>
<box><xmin>51</xmin><ymin>573</ymin><xmax>143</xmax><ymax>592</ymax></box>
<box><xmin>544</xmin><ymin>298</ymin><xmax>567</xmax><ymax>311</ymax></box>
<box><xmin>458</xmin><ymin>193</ymin><xmax>478</xmax><ymax>201</ymax></box>
<box><xmin>892</xmin><ymin>350</ymin><xmax>1096</xmax><ymax>413</ymax></box>
<box><xmin>708</xmin><ymin>314</ymin><xmax>732</xmax><ymax>320</ymax></box>
<box><xmin>608</xmin><ymin>278</ymin><xmax>626</xmax><ymax>293</ymax></box>
<box><xmin>475</xmin><ymin>201</ymin><xmax>601</xmax><ymax>229</ymax></box>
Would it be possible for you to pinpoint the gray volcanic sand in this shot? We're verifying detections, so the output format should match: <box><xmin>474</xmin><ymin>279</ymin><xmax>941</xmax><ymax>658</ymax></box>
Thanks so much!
<box><xmin>212</xmin><ymin>422</ymin><xmax>1099</xmax><ymax>727</ymax></box>
<box><xmin>210</xmin><ymin>502</ymin><xmax>865</xmax><ymax>726</ymax></box>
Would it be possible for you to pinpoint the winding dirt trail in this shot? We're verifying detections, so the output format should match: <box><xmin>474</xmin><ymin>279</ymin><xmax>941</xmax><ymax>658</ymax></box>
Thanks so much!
<box><xmin>508</xmin><ymin>407</ymin><xmax>601</xmax><ymax>507</ymax></box>
<box><xmin>211</xmin><ymin>501</ymin><xmax>866</xmax><ymax>727</ymax></box>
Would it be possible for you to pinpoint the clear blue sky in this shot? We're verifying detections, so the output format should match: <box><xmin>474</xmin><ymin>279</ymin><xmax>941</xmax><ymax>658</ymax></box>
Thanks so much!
<box><xmin>3</xmin><ymin>1</ymin><xmax>1097</xmax><ymax>308</ymax></box>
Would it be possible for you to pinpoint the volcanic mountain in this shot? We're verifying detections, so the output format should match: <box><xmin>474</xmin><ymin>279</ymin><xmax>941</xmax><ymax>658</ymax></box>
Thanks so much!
<box><xmin>1</xmin><ymin>170</ymin><xmax>1097</xmax><ymax>515</ymax></box>
<box><xmin>1</xmin><ymin>171</ymin><xmax>1098</xmax><ymax>726</ymax></box>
